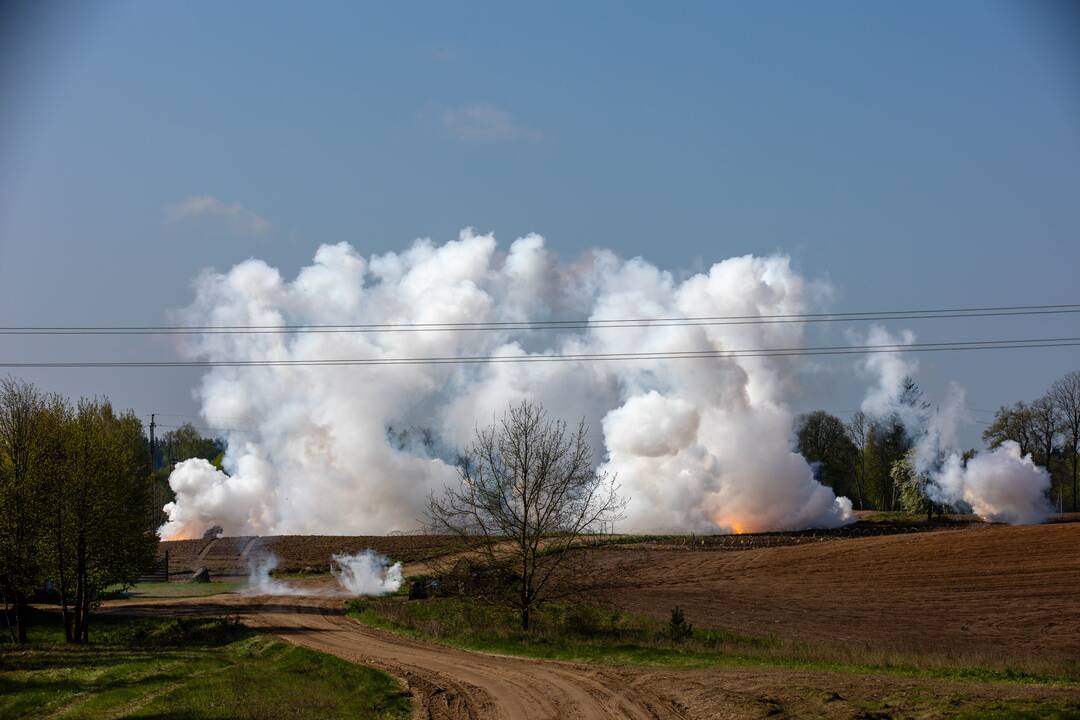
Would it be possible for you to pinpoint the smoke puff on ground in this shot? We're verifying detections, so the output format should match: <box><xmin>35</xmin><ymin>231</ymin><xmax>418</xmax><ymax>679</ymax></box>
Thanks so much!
<box><xmin>934</xmin><ymin>442</ymin><xmax>1052</xmax><ymax>524</ymax></box>
<box><xmin>245</xmin><ymin>554</ymin><xmax>306</xmax><ymax>596</ymax></box>
<box><xmin>245</xmin><ymin>551</ymin><xmax>402</xmax><ymax>596</ymax></box>
<box><xmin>332</xmin><ymin>551</ymin><xmax>404</xmax><ymax>595</ymax></box>
<box><xmin>162</xmin><ymin>230</ymin><xmax>858</xmax><ymax>538</ymax></box>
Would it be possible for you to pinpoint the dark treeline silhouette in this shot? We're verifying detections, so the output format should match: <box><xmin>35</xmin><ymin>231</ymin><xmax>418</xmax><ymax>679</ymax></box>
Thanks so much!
<box><xmin>980</xmin><ymin>371</ymin><xmax>1080</xmax><ymax>512</ymax></box>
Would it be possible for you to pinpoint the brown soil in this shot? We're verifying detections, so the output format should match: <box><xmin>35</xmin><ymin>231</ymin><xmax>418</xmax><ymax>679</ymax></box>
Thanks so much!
<box><xmin>159</xmin><ymin>534</ymin><xmax>461</xmax><ymax>576</ymax></box>
<box><xmin>111</xmin><ymin>522</ymin><xmax>1080</xmax><ymax>719</ymax></box>
<box><xmin>595</xmin><ymin>522</ymin><xmax>1080</xmax><ymax>662</ymax></box>
<box><xmin>107</xmin><ymin>590</ymin><xmax>1079</xmax><ymax>720</ymax></box>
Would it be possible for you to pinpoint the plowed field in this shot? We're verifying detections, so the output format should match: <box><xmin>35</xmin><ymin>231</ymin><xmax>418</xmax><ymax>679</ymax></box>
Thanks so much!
<box><xmin>595</xmin><ymin>522</ymin><xmax>1080</xmax><ymax>662</ymax></box>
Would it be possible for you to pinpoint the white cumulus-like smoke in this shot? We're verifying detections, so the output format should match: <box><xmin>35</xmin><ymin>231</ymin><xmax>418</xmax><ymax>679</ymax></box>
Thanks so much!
<box><xmin>160</xmin><ymin>230</ymin><xmax>854</xmax><ymax>538</ymax></box>
<box><xmin>245</xmin><ymin>551</ymin><xmax>402</xmax><ymax>596</ymax></box>
<box><xmin>245</xmin><ymin>553</ymin><xmax>306</xmax><ymax>596</ymax></box>
<box><xmin>855</xmin><ymin>328</ymin><xmax>1052</xmax><ymax>525</ymax></box>
<box><xmin>332</xmin><ymin>551</ymin><xmax>404</xmax><ymax>595</ymax></box>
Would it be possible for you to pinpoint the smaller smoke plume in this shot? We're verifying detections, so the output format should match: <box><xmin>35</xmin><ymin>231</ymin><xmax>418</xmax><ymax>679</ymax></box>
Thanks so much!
<box><xmin>855</xmin><ymin>325</ymin><xmax>918</xmax><ymax>419</ymax></box>
<box><xmin>932</xmin><ymin>442</ymin><xmax>1052</xmax><ymax>524</ymax></box>
<box><xmin>244</xmin><ymin>550</ymin><xmax>402</xmax><ymax>596</ymax></box>
<box><xmin>858</xmin><ymin>343</ymin><xmax>1053</xmax><ymax>525</ymax></box>
<box><xmin>245</xmin><ymin>553</ymin><xmax>307</xmax><ymax>596</ymax></box>
<box><xmin>331</xmin><ymin>551</ymin><xmax>403</xmax><ymax>595</ymax></box>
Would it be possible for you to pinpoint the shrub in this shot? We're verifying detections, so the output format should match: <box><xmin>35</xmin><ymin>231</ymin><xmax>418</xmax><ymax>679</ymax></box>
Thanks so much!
<box><xmin>345</xmin><ymin>598</ymin><xmax>371</xmax><ymax>615</ymax></box>
<box><xmin>407</xmin><ymin>576</ymin><xmax>434</xmax><ymax>600</ymax></box>
<box><xmin>564</xmin><ymin>604</ymin><xmax>604</xmax><ymax>636</ymax></box>
<box><xmin>668</xmin><ymin>606</ymin><xmax>694</xmax><ymax>643</ymax></box>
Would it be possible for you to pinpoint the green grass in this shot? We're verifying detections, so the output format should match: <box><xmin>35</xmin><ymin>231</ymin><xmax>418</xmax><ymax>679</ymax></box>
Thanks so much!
<box><xmin>346</xmin><ymin>596</ymin><xmax>1080</xmax><ymax>688</ymax></box>
<box><xmin>951</xmin><ymin>701</ymin><xmax>1080</xmax><ymax>720</ymax></box>
<box><xmin>0</xmin><ymin>608</ymin><xmax>410</xmax><ymax>719</ymax></box>
<box><xmin>106</xmin><ymin>581</ymin><xmax>245</xmax><ymax>599</ymax></box>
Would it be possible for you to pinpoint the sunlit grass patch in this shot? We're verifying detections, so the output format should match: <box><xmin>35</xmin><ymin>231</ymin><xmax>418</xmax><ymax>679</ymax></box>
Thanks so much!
<box><xmin>0</xmin><ymin>609</ymin><xmax>409</xmax><ymax>720</ymax></box>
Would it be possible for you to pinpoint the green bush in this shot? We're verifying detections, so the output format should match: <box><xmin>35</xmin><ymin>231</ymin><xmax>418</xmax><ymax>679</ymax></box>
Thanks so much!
<box><xmin>668</xmin><ymin>606</ymin><xmax>694</xmax><ymax>643</ymax></box>
<box><xmin>564</xmin><ymin>604</ymin><xmax>604</xmax><ymax>636</ymax></box>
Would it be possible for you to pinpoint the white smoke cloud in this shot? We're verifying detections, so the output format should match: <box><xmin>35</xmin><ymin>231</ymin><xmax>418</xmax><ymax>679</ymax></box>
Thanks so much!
<box><xmin>857</xmin><ymin>346</ymin><xmax>1052</xmax><ymax>525</ymax></box>
<box><xmin>245</xmin><ymin>551</ymin><xmax>403</xmax><ymax>596</ymax></box>
<box><xmin>853</xmin><ymin>325</ymin><xmax>918</xmax><ymax>419</ymax></box>
<box><xmin>245</xmin><ymin>553</ymin><xmax>307</xmax><ymax>596</ymax></box>
<box><xmin>932</xmin><ymin>442</ymin><xmax>1052</xmax><ymax>524</ymax></box>
<box><xmin>161</xmin><ymin>230</ymin><xmax>853</xmax><ymax>538</ymax></box>
<box><xmin>332</xmin><ymin>551</ymin><xmax>403</xmax><ymax>595</ymax></box>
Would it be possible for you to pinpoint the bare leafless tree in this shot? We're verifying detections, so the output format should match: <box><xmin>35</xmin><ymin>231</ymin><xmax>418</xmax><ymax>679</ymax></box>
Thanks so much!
<box><xmin>1029</xmin><ymin>395</ymin><xmax>1059</xmax><ymax>470</ymax></box>
<box><xmin>1051</xmin><ymin>371</ymin><xmax>1080</xmax><ymax>512</ymax></box>
<box><xmin>427</xmin><ymin>400</ymin><xmax>625</xmax><ymax>629</ymax></box>
<box><xmin>846</xmin><ymin>411</ymin><xmax>869</xmax><ymax>511</ymax></box>
<box><xmin>982</xmin><ymin>401</ymin><xmax>1036</xmax><ymax>458</ymax></box>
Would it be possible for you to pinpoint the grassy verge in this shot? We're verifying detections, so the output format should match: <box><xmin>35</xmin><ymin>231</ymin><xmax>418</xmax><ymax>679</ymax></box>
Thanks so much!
<box><xmin>0</xmin><ymin>608</ymin><xmax>410</xmax><ymax>719</ymax></box>
<box><xmin>346</xmin><ymin>596</ymin><xmax>1080</xmax><ymax>688</ymax></box>
<box><xmin>106</xmin><ymin>580</ymin><xmax>245</xmax><ymax>599</ymax></box>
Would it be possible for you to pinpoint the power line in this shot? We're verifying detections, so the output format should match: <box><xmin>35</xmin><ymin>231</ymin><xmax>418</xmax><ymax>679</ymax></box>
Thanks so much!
<box><xmin>2</xmin><ymin>303</ymin><xmax>1079</xmax><ymax>335</ymax></box>
<box><xmin>147</xmin><ymin>412</ymin><xmax>251</xmax><ymax>425</ymax></box>
<box><xmin>4</xmin><ymin>335</ymin><xmax>1079</xmax><ymax>368</ymax></box>
<box><xmin>153</xmin><ymin>422</ymin><xmax>254</xmax><ymax>434</ymax></box>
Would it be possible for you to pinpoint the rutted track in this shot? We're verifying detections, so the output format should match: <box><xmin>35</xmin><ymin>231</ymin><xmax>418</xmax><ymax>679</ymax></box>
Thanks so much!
<box><xmin>110</xmin><ymin>522</ymin><xmax>1080</xmax><ymax>718</ymax></box>
<box><xmin>110</xmin><ymin>591</ymin><xmax>686</xmax><ymax>720</ymax></box>
<box><xmin>241</xmin><ymin>595</ymin><xmax>684</xmax><ymax>720</ymax></box>
<box><xmin>106</xmin><ymin>586</ymin><xmax>1080</xmax><ymax>720</ymax></box>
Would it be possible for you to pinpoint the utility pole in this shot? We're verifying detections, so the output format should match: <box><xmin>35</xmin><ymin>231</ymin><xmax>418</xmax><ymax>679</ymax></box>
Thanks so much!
<box><xmin>149</xmin><ymin>414</ymin><xmax>157</xmax><ymax>470</ymax></box>
<box><xmin>148</xmin><ymin>413</ymin><xmax>158</xmax><ymax>532</ymax></box>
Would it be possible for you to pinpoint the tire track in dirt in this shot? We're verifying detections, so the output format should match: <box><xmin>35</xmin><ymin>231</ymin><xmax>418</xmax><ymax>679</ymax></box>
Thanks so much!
<box><xmin>106</xmin><ymin>523</ymin><xmax>1080</xmax><ymax>718</ymax></box>
<box><xmin>113</xmin><ymin>592</ymin><xmax>685</xmax><ymax>720</ymax></box>
<box><xmin>248</xmin><ymin>596</ymin><xmax>683</xmax><ymax>720</ymax></box>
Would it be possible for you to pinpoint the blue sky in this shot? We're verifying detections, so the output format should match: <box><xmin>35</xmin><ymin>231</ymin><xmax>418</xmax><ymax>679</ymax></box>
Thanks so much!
<box><xmin>1</xmin><ymin>0</ymin><xmax>1078</xmax><ymax>444</ymax></box>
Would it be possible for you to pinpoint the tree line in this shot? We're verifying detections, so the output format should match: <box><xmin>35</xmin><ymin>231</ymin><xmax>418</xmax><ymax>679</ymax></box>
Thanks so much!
<box><xmin>0</xmin><ymin>378</ymin><xmax>159</xmax><ymax>643</ymax></box>
<box><xmin>150</xmin><ymin>422</ymin><xmax>225</xmax><ymax>529</ymax></box>
<box><xmin>795</xmin><ymin>370</ymin><xmax>1080</xmax><ymax>515</ymax></box>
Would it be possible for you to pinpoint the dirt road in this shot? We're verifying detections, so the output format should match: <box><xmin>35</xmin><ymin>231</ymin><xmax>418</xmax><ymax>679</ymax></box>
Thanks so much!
<box><xmin>112</xmin><ymin>587</ymin><xmax>683</xmax><ymax>719</ymax></box>
<box><xmin>109</xmin><ymin>585</ymin><xmax>1080</xmax><ymax>720</ymax></box>
<box><xmin>238</xmin><ymin>594</ymin><xmax>680</xmax><ymax>720</ymax></box>
<box><xmin>108</xmin><ymin>523</ymin><xmax>1080</xmax><ymax>718</ymax></box>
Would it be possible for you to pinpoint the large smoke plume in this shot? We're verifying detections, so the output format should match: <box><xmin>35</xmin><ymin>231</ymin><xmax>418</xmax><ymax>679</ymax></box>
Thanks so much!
<box><xmin>161</xmin><ymin>231</ymin><xmax>853</xmax><ymax>538</ymax></box>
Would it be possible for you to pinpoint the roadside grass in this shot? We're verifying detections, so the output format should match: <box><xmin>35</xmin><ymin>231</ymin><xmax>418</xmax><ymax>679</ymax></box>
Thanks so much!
<box><xmin>105</xmin><ymin>580</ymin><xmax>245</xmax><ymax>599</ymax></box>
<box><xmin>346</xmin><ymin>596</ymin><xmax>1080</xmax><ymax>688</ymax></box>
<box><xmin>952</xmin><ymin>701</ymin><xmax>1080</xmax><ymax>719</ymax></box>
<box><xmin>0</xmin><ymin>608</ymin><xmax>410</xmax><ymax>720</ymax></box>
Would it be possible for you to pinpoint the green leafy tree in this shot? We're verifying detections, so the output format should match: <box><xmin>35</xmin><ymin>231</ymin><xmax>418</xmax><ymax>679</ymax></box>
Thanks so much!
<box><xmin>795</xmin><ymin>411</ymin><xmax>858</xmax><ymax>500</ymax></box>
<box><xmin>151</xmin><ymin>423</ymin><xmax>224</xmax><ymax>528</ymax></box>
<box><xmin>0</xmin><ymin>378</ymin><xmax>48</xmax><ymax>642</ymax></box>
<box><xmin>56</xmin><ymin>399</ymin><xmax>158</xmax><ymax>642</ymax></box>
<box><xmin>867</xmin><ymin>417</ymin><xmax>911</xmax><ymax>511</ymax></box>
<box><xmin>890</xmin><ymin>453</ymin><xmax>942</xmax><ymax>521</ymax></box>
<box><xmin>865</xmin><ymin>376</ymin><xmax>927</xmax><ymax>511</ymax></box>
<box><xmin>160</xmin><ymin>423</ymin><xmax>224</xmax><ymax>466</ymax></box>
